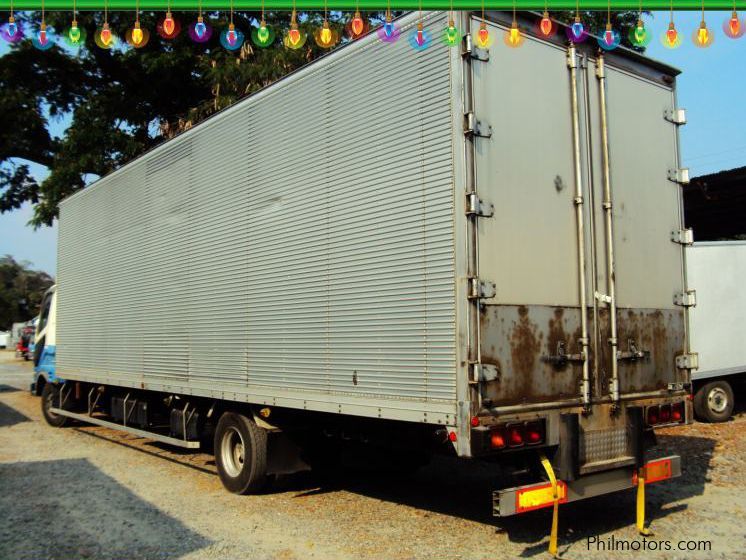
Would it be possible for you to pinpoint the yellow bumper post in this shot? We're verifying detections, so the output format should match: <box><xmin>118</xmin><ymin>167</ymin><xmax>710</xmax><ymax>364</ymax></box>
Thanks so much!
<box><xmin>539</xmin><ymin>453</ymin><xmax>560</xmax><ymax>558</ymax></box>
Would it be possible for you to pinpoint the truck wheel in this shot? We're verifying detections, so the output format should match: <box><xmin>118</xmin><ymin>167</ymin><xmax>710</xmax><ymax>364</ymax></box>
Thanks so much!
<box><xmin>41</xmin><ymin>383</ymin><xmax>69</xmax><ymax>428</ymax></box>
<box><xmin>214</xmin><ymin>412</ymin><xmax>268</xmax><ymax>494</ymax></box>
<box><xmin>693</xmin><ymin>380</ymin><xmax>734</xmax><ymax>423</ymax></box>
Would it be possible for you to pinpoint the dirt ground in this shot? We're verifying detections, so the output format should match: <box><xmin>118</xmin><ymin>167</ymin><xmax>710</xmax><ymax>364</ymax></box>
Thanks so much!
<box><xmin>1</xmin><ymin>350</ymin><xmax>745</xmax><ymax>560</ymax></box>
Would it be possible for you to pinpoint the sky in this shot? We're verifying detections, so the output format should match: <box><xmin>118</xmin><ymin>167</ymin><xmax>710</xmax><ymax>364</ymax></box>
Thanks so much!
<box><xmin>0</xmin><ymin>10</ymin><xmax>744</xmax><ymax>276</ymax></box>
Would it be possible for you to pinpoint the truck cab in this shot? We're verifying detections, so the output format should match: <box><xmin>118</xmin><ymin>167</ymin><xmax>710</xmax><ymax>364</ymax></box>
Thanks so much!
<box><xmin>31</xmin><ymin>285</ymin><xmax>58</xmax><ymax>395</ymax></box>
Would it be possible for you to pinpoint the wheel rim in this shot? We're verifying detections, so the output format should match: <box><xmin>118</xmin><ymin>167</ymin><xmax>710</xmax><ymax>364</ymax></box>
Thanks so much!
<box><xmin>220</xmin><ymin>426</ymin><xmax>246</xmax><ymax>478</ymax></box>
<box><xmin>44</xmin><ymin>389</ymin><xmax>59</xmax><ymax>418</ymax></box>
<box><xmin>707</xmin><ymin>387</ymin><xmax>729</xmax><ymax>414</ymax></box>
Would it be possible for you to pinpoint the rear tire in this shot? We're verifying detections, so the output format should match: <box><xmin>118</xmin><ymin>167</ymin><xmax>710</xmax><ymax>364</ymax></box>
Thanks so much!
<box><xmin>214</xmin><ymin>412</ymin><xmax>268</xmax><ymax>494</ymax></box>
<box><xmin>693</xmin><ymin>380</ymin><xmax>734</xmax><ymax>423</ymax></box>
<box><xmin>41</xmin><ymin>383</ymin><xmax>69</xmax><ymax>428</ymax></box>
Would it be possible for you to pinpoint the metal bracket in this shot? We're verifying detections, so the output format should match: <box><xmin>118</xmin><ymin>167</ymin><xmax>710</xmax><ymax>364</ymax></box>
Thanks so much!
<box><xmin>464</xmin><ymin>112</ymin><xmax>492</xmax><ymax>138</ymax></box>
<box><xmin>468</xmin><ymin>277</ymin><xmax>496</xmax><ymax>299</ymax></box>
<box><xmin>675</xmin><ymin>353</ymin><xmax>699</xmax><ymax>370</ymax></box>
<box><xmin>466</xmin><ymin>192</ymin><xmax>494</xmax><ymax>217</ymax></box>
<box><xmin>594</xmin><ymin>291</ymin><xmax>612</xmax><ymax>304</ymax></box>
<box><xmin>542</xmin><ymin>341</ymin><xmax>585</xmax><ymax>367</ymax></box>
<box><xmin>667</xmin><ymin>168</ymin><xmax>690</xmax><ymax>185</ymax></box>
<box><xmin>663</xmin><ymin>108</ymin><xmax>687</xmax><ymax>125</ymax></box>
<box><xmin>617</xmin><ymin>339</ymin><xmax>649</xmax><ymax>362</ymax></box>
<box><xmin>462</xmin><ymin>34</ymin><xmax>489</xmax><ymax>61</ymax></box>
<box><xmin>670</xmin><ymin>228</ymin><xmax>694</xmax><ymax>245</ymax></box>
<box><xmin>667</xmin><ymin>382</ymin><xmax>686</xmax><ymax>391</ymax></box>
<box><xmin>674</xmin><ymin>289</ymin><xmax>697</xmax><ymax>307</ymax></box>
<box><xmin>470</xmin><ymin>363</ymin><xmax>499</xmax><ymax>384</ymax></box>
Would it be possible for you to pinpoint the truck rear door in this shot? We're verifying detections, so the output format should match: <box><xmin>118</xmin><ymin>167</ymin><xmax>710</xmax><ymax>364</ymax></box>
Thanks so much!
<box><xmin>471</xmin><ymin>16</ymin><xmax>690</xmax><ymax>410</ymax></box>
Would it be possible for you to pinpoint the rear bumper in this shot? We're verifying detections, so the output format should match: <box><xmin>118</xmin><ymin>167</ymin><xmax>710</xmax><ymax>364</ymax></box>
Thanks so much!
<box><xmin>493</xmin><ymin>455</ymin><xmax>681</xmax><ymax>516</ymax></box>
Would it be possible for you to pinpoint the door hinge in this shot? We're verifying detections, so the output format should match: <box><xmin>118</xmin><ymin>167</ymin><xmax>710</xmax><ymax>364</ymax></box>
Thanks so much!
<box><xmin>470</xmin><ymin>362</ymin><xmax>499</xmax><ymax>384</ymax></box>
<box><xmin>468</xmin><ymin>277</ymin><xmax>496</xmax><ymax>299</ymax></box>
<box><xmin>462</xmin><ymin>34</ymin><xmax>490</xmax><ymax>61</ymax></box>
<box><xmin>670</xmin><ymin>228</ymin><xmax>694</xmax><ymax>245</ymax></box>
<box><xmin>667</xmin><ymin>168</ymin><xmax>690</xmax><ymax>185</ymax></box>
<box><xmin>464</xmin><ymin>112</ymin><xmax>492</xmax><ymax>138</ymax></box>
<box><xmin>663</xmin><ymin>108</ymin><xmax>687</xmax><ymax>125</ymax></box>
<box><xmin>674</xmin><ymin>289</ymin><xmax>697</xmax><ymax>307</ymax></box>
<box><xmin>466</xmin><ymin>192</ymin><xmax>494</xmax><ymax>217</ymax></box>
<box><xmin>675</xmin><ymin>353</ymin><xmax>699</xmax><ymax>370</ymax></box>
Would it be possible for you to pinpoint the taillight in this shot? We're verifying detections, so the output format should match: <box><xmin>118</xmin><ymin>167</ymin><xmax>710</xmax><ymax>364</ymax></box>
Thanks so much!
<box><xmin>671</xmin><ymin>402</ymin><xmax>684</xmax><ymax>422</ymax></box>
<box><xmin>490</xmin><ymin>429</ymin><xmax>506</xmax><ymax>449</ymax></box>
<box><xmin>508</xmin><ymin>426</ymin><xmax>524</xmax><ymax>447</ymax></box>
<box><xmin>646</xmin><ymin>402</ymin><xmax>685</xmax><ymax>427</ymax></box>
<box><xmin>486</xmin><ymin>420</ymin><xmax>545</xmax><ymax>451</ymax></box>
<box><xmin>525</xmin><ymin>422</ymin><xmax>544</xmax><ymax>445</ymax></box>
<box><xmin>659</xmin><ymin>404</ymin><xmax>671</xmax><ymax>423</ymax></box>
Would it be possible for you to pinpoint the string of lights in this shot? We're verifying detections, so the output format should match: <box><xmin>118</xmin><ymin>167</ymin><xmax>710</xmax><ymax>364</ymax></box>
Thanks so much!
<box><xmin>1</xmin><ymin>6</ymin><xmax>743</xmax><ymax>50</ymax></box>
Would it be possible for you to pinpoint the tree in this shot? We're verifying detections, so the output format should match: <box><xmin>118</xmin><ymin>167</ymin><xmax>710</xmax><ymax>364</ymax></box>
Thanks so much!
<box><xmin>1</xmin><ymin>10</ymin><xmax>643</xmax><ymax>227</ymax></box>
<box><xmin>0</xmin><ymin>255</ymin><xmax>55</xmax><ymax>328</ymax></box>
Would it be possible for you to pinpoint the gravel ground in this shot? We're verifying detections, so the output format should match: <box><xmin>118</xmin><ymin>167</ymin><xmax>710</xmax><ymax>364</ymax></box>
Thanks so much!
<box><xmin>1</xmin><ymin>350</ymin><xmax>745</xmax><ymax>560</ymax></box>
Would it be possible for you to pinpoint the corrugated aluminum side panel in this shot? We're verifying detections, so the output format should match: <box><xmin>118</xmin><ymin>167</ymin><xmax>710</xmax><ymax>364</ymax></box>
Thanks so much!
<box><xmin>57</xmin><ymin>11</ymin><xmax>458</xmax><ymax>423</ymax></box>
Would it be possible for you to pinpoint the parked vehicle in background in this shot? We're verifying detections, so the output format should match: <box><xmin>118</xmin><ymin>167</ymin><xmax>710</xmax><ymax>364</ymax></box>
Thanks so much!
<box><xmin>35</xmin><ymin>11</ymin><xmax>693</xmax><ymax>535</ymax></box>
<box><xmin>687</xmin><ymin>241</ymin><xmax>746</xmax><ymax>422</ymax></box>
<box><xmin>0</xmin><ymin>331</ymin><xmax>9</xmax><ymax>349</ymax></box>
<box><xmin>31</xmin><ymin>287</ymin><xmax>57</xmax><ymax>393</ymax></box>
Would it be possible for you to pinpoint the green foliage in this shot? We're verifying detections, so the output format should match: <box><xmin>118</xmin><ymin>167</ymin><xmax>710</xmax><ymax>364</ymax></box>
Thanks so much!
<box><xmin>0</xmin><ymin>255</ymin><xmax>54</xmax><ymax>329</ymax></box>
<box><xmin>0</xmin><ymin>10</ymin><xmax>642</xmax><ymax>228</ymax></box>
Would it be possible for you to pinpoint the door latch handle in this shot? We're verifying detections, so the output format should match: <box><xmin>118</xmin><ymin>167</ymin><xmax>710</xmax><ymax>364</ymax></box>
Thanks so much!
<box><xmin>543</xmin><ymin>341</ymin><xmax>585</xmax><ymax>367</ymax></box>
<box><xmin>616</xmin><ymin>339</ymin><xmax>649</xmax><ymax>362</ymax></box>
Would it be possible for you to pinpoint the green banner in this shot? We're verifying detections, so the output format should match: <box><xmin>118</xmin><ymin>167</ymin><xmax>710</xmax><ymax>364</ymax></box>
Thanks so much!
<box><xmin>0</xmin><ymin>1</ymin><xmax>736</xmax><ymax>9</ymax></box>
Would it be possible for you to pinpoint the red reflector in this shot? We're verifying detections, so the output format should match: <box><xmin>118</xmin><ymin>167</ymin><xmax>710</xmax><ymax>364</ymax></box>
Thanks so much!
<box><xmin>671</xmin><ymin>402</ymin><xmax>684</xmax><ymax>422</ymax></box>
<box><xmin>508</xmin><ymin>426</ymin><xmax>523</xmax><ymax>447</ymax></box>
<box><xmin>448</xmin><ymin>431</ymin><xmax>457</xmax><ymax>442</ymax></box>
<box><xmin>470</xmin><ymin>416</ymin><xmax>480</xmax><ymax>427</ymax></box>
<box><xmin>646</xmin><ymin>406</ymin><xmax>659</xmax><ymax>425</ymax></box>
<box><xmin>490</xmin><ymin>431</ymin><xmax>506</xmax><ymax>449</ymax></box>
<box><xmin>659</xmin><ymin>404</ymin><xmax>671</xmax><ymax>423</ymax></box>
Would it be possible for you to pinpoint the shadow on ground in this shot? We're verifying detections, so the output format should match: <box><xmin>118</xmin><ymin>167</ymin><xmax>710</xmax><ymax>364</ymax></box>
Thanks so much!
<box><xmin>0</xmin><ymin>384</ymin><xmax>21</xmax><ymax>393</ymax></box>
<box><xmin>0</xmin><ymin>459</ymin><xmax>211</xmax><ymax>560</ymax></box>
<box><xmin>0</xmin><ymin>401</ymin><xmax>30</xmax><ymax>428</ymax></box>
<box><xmin>275</xmin><ymin>431</ymin><xmax>717</xmax><ymax>557</ymax></box>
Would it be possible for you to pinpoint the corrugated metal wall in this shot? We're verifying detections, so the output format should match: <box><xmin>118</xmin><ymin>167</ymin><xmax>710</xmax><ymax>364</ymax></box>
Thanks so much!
<box><xmin>57</xmin><ymin>12</ymin><xmax>459</xmax><ymax>416</ymax></box>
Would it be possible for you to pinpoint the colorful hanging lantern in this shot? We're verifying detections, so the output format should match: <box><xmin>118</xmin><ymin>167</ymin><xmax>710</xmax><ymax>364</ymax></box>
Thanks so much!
<box><xmin>723</xmin><ymin>10</ymin><xmax>744</xmax><ymax>38</ymax></box>
<box><xmin>598</xmin><ymin>22</ymin><xmax>620</xmax><ymax>50</ymax></box>
<box><xmin>2</xmin><ymin>1</ymin><xmax>23</xmax><ymax>44</ymax></box>
<box><xmin>314</xmin><ymin>20</ymin><xmax>339</xmax><ymax>48</ymax></box>
<box><xmin>566</xmin><ymin>15</ymin><xmax>587</xmax><ymax>43</ymax></box>
<box><xmin>377</xmin><ymin>10</ymin><xmax>400</xmax><ymax>43</ymax></box>
<box><xmin>442</xmin><ymin>18</ymin><xmax>459</xmax><ymax>47</ymax></box>
<box><xmin>251</xmin><ymin>19</ymin><xmax>275</xmax><ymax>47</ymax></box>
<box><xmin>661</xmin><ymin>21</ymin><xmax>680</xmax><ymax>48</ymax></box>
<box><xmin>473</xmin><ymin>21</ymin><xmax>493</xmax><ymax>48</ymax></box>
<box><xmin>283</xmin><ymin>9</ymin><xmax>307</xmax><ymax>49</ymax></box>
<box><xmin>94</xmin><ymin>21</ymin><xmax>116</xmax><ymax>48</ymax></box>
<box><xmin>503</xmin><ymin>21</ymin><xmax>523</xmax><ymax>47</ymax></box>
<box><xmin>220</xmin><ymin>22</ymin><xmax>244</xmax><ymax>50</ymax></box>
<box><xmin>408</xmin><ymin>21</ymin><xmax>431</xmax><ymax>51</ymax></box>
<box><xmin>32</xmin><ymin>21</ymin><xmax>55</xmax><ymax>50</ymax></box>
<box><xmin>158</xmin><ymin>10</ymin><xmax>181</xmax><ymax>39</ymax></box>
<box><xmin>345</xmin><ymin>10</ymin><xmax>369</xmax><ymax>40</ymax></box>
<box><xmin>693</xmin><ymin>19</ymin><xmax>713</xmax><ymax>47</ymax></box>
<box><xmin>629</xmin><ymin>17</ymin><xmax>651</xmax><ymax>47</ymax></box>
<box><xmin>64</xmin><ymin>18</ymin><xmax>87</xmax><ymax>47</ymax></box>
<box><xmin>538</xmin><ymin>10</ymin><xmax>553</xmax><ymax>37</ymax></box>
<box><xmin>189</xmin><ymin>15</ymin><xmax>213</xmax><ymax>43</ymax></box>
<box><xmin>127</xmin><ymin>20</ymin><xmax>150</xmax><ymax>47</ymax></box>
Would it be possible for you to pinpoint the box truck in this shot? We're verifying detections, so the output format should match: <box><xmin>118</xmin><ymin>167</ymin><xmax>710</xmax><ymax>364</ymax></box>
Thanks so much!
<box><xmin>687</xmin><ymin>241</ymin><xmax>746</xmax><ymax>422</ymax></box>
<box><xmin>36</xmin><ymin>10</ymin><xmax>693</xmax><ymax>533</ymax></box>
